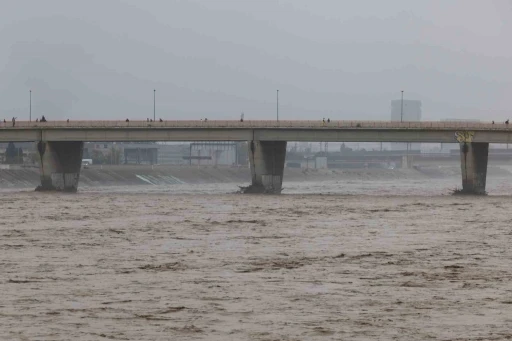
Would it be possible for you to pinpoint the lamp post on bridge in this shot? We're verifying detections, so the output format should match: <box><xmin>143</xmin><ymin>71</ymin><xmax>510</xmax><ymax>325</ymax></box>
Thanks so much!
<box><xmin>400</xmin><ymin>90</ymin><xmax>404</xmax><ymax>122</ymax></box>
<box><xmin>276</xmin><ymin>89</ymin><xmax>279</xmax><ymax>122</ymax></box>
<box><xmin>153</xmin><ymin>89</ymin><xmax>156</xmax><ymax>122</ymax></box>
<box><xmin>29</xmin><ymin>90</ymin><xmax>32</xmax><ymax>122</ymax></box>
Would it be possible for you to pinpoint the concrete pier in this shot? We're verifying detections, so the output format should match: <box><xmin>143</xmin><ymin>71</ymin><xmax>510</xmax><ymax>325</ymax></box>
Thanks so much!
<box><xmin>459</xmin><ymin>142</ymin><xmax>489</xmax><ymax>194</ymax></box>
<box><xmin>36</xmin><ymin>141</ymin><xmax>84</xmax><ymax>192</ymax></box>
<box><xmin>246</xmin><ymin>141</ymin><xmax>287</xmax><ymax>193</ymax></box>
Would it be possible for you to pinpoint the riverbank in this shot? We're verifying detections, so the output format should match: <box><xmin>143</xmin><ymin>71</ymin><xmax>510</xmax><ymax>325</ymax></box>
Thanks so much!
<box><xmin>0</xmin><ymin>164</ymin><xmax>510</xmax><ymax>189</ymax></box>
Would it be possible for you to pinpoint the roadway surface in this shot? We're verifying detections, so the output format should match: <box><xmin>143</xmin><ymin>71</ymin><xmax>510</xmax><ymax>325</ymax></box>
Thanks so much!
<box><xmin>0</xmin><ymin>120</ymin><xmax>511</xmax><ymax>143</ymax></box>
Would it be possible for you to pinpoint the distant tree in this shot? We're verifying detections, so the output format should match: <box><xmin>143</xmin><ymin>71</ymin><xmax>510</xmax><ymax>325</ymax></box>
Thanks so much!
<box><xmin>340</xmin><ymin>143</ymin><xmax>353</xmax><ymax>154</ymax></box>
<box><xmin>5</xmin><ymin>142</ymin><xmax>23</xmax><ymax>164</ymax></box>
<box><xmin>28</xmin><ymin>152</ymin><xmax>39</xmax><ymax>165</ymax></box>
<box><xmin>91</xmin><ymin>149</ymin><xmax>106</xmax><ymax>165</ymax></box>
<box><xmin>106</xmin><ymin>147</ymin><xmax>122</xmax><ymax>165</ymax></box>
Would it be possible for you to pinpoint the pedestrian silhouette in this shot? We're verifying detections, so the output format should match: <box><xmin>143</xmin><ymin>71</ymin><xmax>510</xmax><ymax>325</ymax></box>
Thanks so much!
<box><xmin>159</xmin><ymin>118</ymin><xmax>163</xmax><ymax>122</ymax></box>
<box><xmin>327</xmin><ymin>118</ymin><xmax>331</xmax><ymax>123</ymax></box>
<box><xmin>506</xmin><ymin>119</ymin><xmax>510</xmax><ymax>125</ymax></box>
<box><xmin>12</xmin><ymin>117</ymin><xmax>16</xmax><ymax>127</ymax></box>
<box><xmin>492</xmin><ymin>120</ymin><xmax>495</xmax><ymax>124</ymax></box>
<box><xmin>125</xmin><ymin>118</ymin><xmax>129</xmax><ymax>122</ymax></box>
<box><xmin>67</xmin><ymin>119</ymin><xmax>69</xmax><ymax>123</ymax></box>
<box><xmin>36</xmin><ymin>118</ymin><xmax>39</xmax><ymax>122</ymax></box>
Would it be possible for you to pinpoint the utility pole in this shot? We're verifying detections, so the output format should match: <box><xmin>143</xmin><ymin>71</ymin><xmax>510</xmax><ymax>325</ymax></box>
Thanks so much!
<box><xmin>400</xmin><ymin>90</ymin><xmax>404</xmax><ymax>122</ymax></box>
<box><xmin>277</xmin><ymin>89</ymin><xmax>279</xmax><ymax>122</ymax></box>
<box><xmin>153</xmin><ymin>89</ymin><xmax>156</xmax><ymax>121</ymax></box>
<box><xmin>29</xmin><ymin>90</ymin><xmax>32</xmax><ymax>122</ymax></box>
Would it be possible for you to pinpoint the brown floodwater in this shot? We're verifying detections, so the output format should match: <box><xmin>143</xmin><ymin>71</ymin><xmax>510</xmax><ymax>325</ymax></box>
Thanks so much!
<box><xmin>2</xmin><ymin>180</ymin><xmax>512</xmax><ymax>340</ymax></box>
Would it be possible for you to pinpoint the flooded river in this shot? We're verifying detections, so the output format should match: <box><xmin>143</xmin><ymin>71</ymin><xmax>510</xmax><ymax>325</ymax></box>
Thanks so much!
<box><xmin>2</xmin><ymin>179</ymin><xmax>512</xmax><ymax>340</ymax></box>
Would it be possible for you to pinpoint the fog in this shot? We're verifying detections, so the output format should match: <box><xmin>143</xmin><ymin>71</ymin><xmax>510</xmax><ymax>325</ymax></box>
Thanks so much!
<box><xmin>0</xmin><ymin>0</ymin><xmax>511</xmax><ymax>121</ymax></box>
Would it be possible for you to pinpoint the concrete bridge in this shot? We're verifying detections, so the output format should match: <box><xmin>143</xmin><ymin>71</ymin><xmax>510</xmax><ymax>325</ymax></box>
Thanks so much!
<box><xmin>1</xmin><ymin>120</ymin><xmax>510</xmax><ymax>194</ymax></box>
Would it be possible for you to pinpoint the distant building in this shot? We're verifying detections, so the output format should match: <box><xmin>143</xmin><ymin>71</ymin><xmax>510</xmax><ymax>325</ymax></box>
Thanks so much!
<box><xmin>83</xmin><ymin>142</ymin><xmax>158</xmax><ymax>165</ymax></box>
<box><xmin>122</xmin><ymin>143</ymin><xmax>158</xmax><ymax>165</ymax></box>
<box><xmin>187</xmin><ymin>142</ymin><xmax>238</xmax><ymax>166</ymax></box>
<box><xmin>390</xmin><ymin>99</ymin><xmax>422</xmax><ymax>151</ymax></box>
<box><xmin>158</xmin><ymin>144</ymin><xmax>189</xmax><ymax>165</ymax></box>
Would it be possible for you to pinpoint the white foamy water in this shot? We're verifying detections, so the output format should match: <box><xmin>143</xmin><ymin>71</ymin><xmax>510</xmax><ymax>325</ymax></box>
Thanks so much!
<box><xmin>2</xmin><ymin>179</ymin><xmax>512</xmax><ymax>340</ymax></box>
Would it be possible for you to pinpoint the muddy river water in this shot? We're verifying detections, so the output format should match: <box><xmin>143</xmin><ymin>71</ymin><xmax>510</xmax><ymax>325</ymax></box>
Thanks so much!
<box><xmin>2</xmin><ymin>179</ymin><xmax>512</xmax><ymax>340</ymax></box>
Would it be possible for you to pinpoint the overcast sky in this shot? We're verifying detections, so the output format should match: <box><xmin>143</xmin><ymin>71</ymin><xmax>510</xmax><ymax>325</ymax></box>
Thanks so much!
<box><xmin>0</xmin><ymin>0</ymin><xmax>511</xmax><ymax>121</ymax></box>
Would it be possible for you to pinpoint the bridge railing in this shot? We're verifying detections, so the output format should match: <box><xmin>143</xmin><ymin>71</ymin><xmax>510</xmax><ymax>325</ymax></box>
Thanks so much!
<box><xmin>0</xmin><ymin>119</ymin><xmax>506</xmax><ymax>130</ymax></box>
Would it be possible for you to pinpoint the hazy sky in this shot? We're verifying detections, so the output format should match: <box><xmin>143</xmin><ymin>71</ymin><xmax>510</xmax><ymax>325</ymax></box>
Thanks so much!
<box><xmin>0</xmin><ymin>0</ymin><xmax>511</xmax><ymax>121</ymax></box>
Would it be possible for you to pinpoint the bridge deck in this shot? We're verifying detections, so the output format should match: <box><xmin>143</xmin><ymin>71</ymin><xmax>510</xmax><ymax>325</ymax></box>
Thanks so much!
<box><xmin>1</xmin><ymin>120</ymin><xmax>511</xmax><ymax>143</ymax></box>
<box><xmin>0</xmin><ymin>120</ymin><xmax>508</xmax><ymax>130</ymax></box>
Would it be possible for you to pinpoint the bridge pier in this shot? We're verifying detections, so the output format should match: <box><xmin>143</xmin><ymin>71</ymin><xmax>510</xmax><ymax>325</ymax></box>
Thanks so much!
<box><xmin>459</xmin><ymin>142</ymin><xmax>488</xmax><ymax>195</ymax></box>
<box><xmin>36</xmin><ymin>141</ymin><xmax>84</xmax><ymax>192</ymax></box>
<box><xmin>243</xmin><ymin>141</ymin><xmax>287</xmax><ymax>194</ymax></box>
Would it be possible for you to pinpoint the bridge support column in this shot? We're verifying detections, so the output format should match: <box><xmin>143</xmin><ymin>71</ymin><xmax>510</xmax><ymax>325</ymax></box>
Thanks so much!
<box><xmin>459</xmin><ymin>142</ymin><xmax>488</xmax><ymax>195</ymax></box>
<box><xmin>36</xmin><ymin>141</ymin><xmax>84</xmax><ymax>192</ymax></box>
<box><xmin>243</xmin><ymin>141</ymin><xmax>287</xmax><ymax>194</ymax></box>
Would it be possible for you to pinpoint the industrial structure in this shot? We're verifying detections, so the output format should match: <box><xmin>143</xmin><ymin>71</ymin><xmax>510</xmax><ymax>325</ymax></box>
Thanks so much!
<box><xmin>186</xmin><ymin>142</ymin><xmax>241</xmax><ymax>166</ymax></box>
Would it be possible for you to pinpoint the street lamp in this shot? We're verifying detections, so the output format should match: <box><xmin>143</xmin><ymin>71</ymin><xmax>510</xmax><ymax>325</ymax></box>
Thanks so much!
<box><xmin>153</xmin><ymin>89</ymin><xmax>156</xmax><ymax>121</ymax></box>
<box><xmin>29</xmin><ymin>90</ymin><xmax>32</xmax><ymax>122</ymax></box>
<box><xmin>276</xmin><ymin>90</ymin><xmax>279</xmax><ymax>121</ymax></box>
<box><xmin>400</xmin><ymin>90</ymin><xmax>404</xmax><ymax>122</ymax></box>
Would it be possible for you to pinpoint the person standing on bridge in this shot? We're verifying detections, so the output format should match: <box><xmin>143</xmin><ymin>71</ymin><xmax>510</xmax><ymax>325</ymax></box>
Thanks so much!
<box><xmin>12</xmin><ymin>117</ymin><xmax>16</xmax><ymax>127</ymax></box>
<box><xmin>41</xmin><ymin>115</ymin><xmax>47</xmax><ymax>122</ymax></box>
